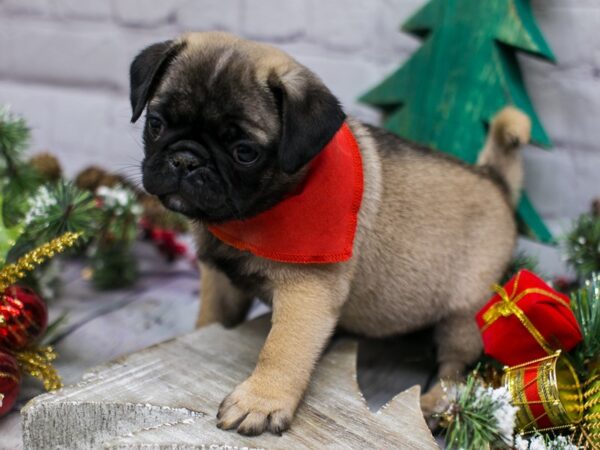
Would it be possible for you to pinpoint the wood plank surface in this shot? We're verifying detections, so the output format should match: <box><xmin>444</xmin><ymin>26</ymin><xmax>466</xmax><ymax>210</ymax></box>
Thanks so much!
<box><xmin>22</xmin><ymin>317</ymin><xmax>438</xmax><ymax>449</ymax></box>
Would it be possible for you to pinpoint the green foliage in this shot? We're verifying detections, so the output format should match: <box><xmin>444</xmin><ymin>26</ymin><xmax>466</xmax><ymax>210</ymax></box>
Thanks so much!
<box><xmin>90</xmin><ymin>185</ymin><xmax>141</xmax><ymax>289</ymax></box>
<box><xmin>0</xmin><ymin>106</ymin><xmax>30</xmax><ymax>172</ymax></box>
<box><xmin>565</xmin><ymin>213</ymin><xmax>600</xmax><ymax>279</ymax></box>
<box><xmin>360</xmin><ymin>0</ymin><xmax>554</xmax><ymax>243</ymax></box>
<box><xmin>570</xmin><ymin>274</ymin><xmax>600</xmax><ymax>370</ymax></box>
<box><xmin>442</xmin><ymin>372</ymin><xmax>517</xmax><ymax>449</ymax></box>
<box><xmin>95</xmin><ymin>185</ymin><xmax>141</xmax><ymax>244</ymax></box>
<box><xmin>7</xmin><ymin>181</ymin><xmax>98</xmax><ymax>262</ymax></box>
<box><xmin>0</xmin><ymin>106</ymin><xmax>43</xmax><ymax>227</ymax></box>
<box><xmin>2</xmin><ymin>164</ymin><xmax>42</xmax><ymax>227</ymax></box>
<box><xmin>0</xmin><ymin>105</ymin><xmax>146</xmax><ymax>293</ymax></box>
<box><xmin>0</xmin><ymin>107</ymin><xmax>97</xmax><ymax>263</ymax></box>
<box><xmin>90</xmin><ymin>243</ymin><xmax>138</xmax><ymax>290</ymax></box>
<box><xmin>0</xmin><ymin>195</ymin><xmax>23</xmax><ymax>262</ymax></box>
<box><xmin>24</xmin><ymin>182</ymin><xmax>97</xmax><ymax>238</ymax></box>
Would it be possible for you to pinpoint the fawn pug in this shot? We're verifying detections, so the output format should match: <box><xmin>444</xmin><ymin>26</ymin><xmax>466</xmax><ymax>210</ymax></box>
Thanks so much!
<box><xmin>130</xmin><ymin>32</ymin><xmax>529</xmax><ymax>436</ymax></box>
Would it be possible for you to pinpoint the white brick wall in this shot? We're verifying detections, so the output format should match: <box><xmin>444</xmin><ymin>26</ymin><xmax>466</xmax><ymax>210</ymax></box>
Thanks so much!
<box><xmin>0</xmin><ymin>0</ymin><xmax>598</xmax><ymax>231</ymax></box>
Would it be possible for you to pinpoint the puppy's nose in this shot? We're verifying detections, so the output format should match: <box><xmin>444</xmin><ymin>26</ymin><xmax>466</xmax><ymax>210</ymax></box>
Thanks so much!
<box><xmin>168</xmin><ymin>151</ymin><xmax>201</xmax><ymax>175</ymax></box>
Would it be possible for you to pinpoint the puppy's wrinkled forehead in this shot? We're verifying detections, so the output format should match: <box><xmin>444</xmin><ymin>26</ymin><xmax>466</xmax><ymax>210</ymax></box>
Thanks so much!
<box><xmin>151</xmin><ymin>32</ymin><xmax>299</xmax><ymax>145</ymax></box>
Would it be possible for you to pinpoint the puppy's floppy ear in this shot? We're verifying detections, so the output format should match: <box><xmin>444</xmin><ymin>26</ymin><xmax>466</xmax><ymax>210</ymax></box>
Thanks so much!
<box><xmin>268</xmin><ymin>68</ymin><xmax>346</xmax><ymax>174</ymax></box>
<box><xmin>129</xmin><ymin>40</ymin><xmax>185</xmax><ymax>123</ymax></box>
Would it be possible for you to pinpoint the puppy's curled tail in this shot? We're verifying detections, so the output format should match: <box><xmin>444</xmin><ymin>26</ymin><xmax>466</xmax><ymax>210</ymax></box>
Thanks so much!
<box><xmin>477</xmin><ymin>106</ymin><xmax>531</xmax><ymax>207</ymax></box>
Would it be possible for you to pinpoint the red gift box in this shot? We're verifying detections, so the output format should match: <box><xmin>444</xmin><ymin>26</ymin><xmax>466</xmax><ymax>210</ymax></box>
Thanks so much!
<box><xmin>476</xmin><ymin>270</ymin><xmax>582</xmax><ymax>366</ymax></box>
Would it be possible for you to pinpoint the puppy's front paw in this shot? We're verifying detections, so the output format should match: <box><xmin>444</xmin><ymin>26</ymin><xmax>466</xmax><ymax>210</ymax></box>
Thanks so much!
<box><xmin>420</xmin><ymin>383</ymin><xmax>447</xmax><ymax>429</ymax></box>
<box><xmin>217</xmin><ymin>375</ymin><xmax>297</xmax><ymax>436</ymax></box>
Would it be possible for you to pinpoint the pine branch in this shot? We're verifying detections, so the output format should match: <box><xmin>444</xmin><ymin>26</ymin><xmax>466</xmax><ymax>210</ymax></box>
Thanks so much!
<box><xmin>0</xmin><ymin>105</ymin><xmax>30</xmax><ymax>179</ymax></box>
<box><xmin>442</xmin><ymin>372</ymin><xmax>517</xmax><ymax>449</ymax></box>
<box><xmin>0</xmin><ymin>106</ymin><xmax>44</xmax><ymax>227</ymax></box>
<box><xmin>95</xmin><ymin>185</ymin><xmax>141</xmax><ymax>246</ymax></box>
<box><xmin>27</xmin><ymin>182</ymin><xmax>98</xmax><ymax>237</ymax></box>
<box><xmin>88</xmin><ymin>184</ymin><xmax>141</xmax><ymax>290</ymax></box>
<box><xmin>7</xmin><ymin>182</ymin><xmax>98</xmax><ymax>262</ymax></box>
<box><xmin>565</xmin><ymin>213</ymin><xmax>600</xmax><ymax>278</ymax></box>
<box><xmin>570</xmin><ymin>274</ymin><xmax>600</xmax><ymax>369</ymax></box>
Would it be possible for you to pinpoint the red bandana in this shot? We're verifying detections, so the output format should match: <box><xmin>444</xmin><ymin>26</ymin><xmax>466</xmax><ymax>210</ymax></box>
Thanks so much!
<box><xmin>207</xmin><ymin>123</ymin><xmax>364</xmax><ymax>263</ymax></box>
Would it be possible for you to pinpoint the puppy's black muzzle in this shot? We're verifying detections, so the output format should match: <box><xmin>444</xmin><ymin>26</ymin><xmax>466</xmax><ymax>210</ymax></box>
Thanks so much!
<box><xmin>143</xmin><ymin>138</ymin><xmax>228</xmax><ymax>219</ymax></box>
<box><xmin>167</xmin><ymin>140</ymin><xmax>211</xmax><ymax>177</ymax></box>
<box><xmin>168</xmin><ymin>151</ymin><xmax>200</xmax><ymax>175</ymax></box>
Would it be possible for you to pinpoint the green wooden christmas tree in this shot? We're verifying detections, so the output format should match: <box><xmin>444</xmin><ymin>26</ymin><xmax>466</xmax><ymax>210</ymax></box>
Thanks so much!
<box><xmin>361</xmin><ymin>0</ymin><xmax>555</xmax><ymax>243</ymax></box>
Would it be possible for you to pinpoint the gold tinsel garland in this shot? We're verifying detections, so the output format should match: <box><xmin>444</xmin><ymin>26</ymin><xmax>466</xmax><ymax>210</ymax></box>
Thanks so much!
<box><xmin>0</xmin><ymin>231</ymin><xmax>83</xmax><ymax>392</ymax></box>
<box><xmin>13</xmin><ymin>347</ymin><xmax>62</xmax><ymax>391</ymax></box>
<box><xmin>0</xmin><ymin>231</ymin><xmax>82</xmax><ymax>292</ymax></box>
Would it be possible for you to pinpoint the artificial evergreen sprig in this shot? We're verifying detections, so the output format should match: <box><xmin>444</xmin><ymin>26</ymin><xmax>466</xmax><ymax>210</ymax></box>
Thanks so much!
<box><xmin>0</xmin><ymin>105</ymin><xmax>30</xmax><ymax>179</ymax></box>
<box><xmin>7</xmin><ymin>181</ymin><xmax>97</xmax><ymax>262</ymax></box>
<box><xmin>0</xmin><ymin>195</ymin><xmax>23</xmax><ymax>261</ymax></box>
<box><xmin>24</xmin><ymin>181</ymin><xmax>98</xmax><ymax>239</ymax></box>
<box><xmin>0</xmin><ymin>105</ymin><xmax>43</xmax><ymax>227</ymax></box>
<box><xmin>565</xmin><ymin>213</ymin><xmax>600</xmax><ymax>279</ymax></box>
<box><xmin>441</xmin><ymin>371</ymin><xmax>518</xmax><ymax>449</ymax></box>
<box><xmin>89</xmin><ymin>184</ymin><xmax>142</xmax><ymax>289</ymax></box>
<box><xmin>96</xmin><ymin>184</ymin><xmax>142</xmax><ymax>244</ymax></box>
<box><xmin>570</xmin><ymin>274</ymin><xmax>600</xmax><ymax>368</ymax></box>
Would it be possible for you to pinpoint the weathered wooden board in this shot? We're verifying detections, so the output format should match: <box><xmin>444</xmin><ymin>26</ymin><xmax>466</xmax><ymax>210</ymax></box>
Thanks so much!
<box><xmin>22</xmin><ymin>317</ymin><xmax>438</xmax><ymax>449</ymax></box>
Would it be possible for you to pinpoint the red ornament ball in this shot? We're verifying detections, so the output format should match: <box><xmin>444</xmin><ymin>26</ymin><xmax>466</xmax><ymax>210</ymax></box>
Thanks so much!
<box><xmin>0</xmin><ymin>350</ymin><xmax>21</xmax><ymax>417</ymax></box>
<box><xmin>0</xmin><ymin>285</ymin><xmax>48</xmax><ymax>349</ymax></box>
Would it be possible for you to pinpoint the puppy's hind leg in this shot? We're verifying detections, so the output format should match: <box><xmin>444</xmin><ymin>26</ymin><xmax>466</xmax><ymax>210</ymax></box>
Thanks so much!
<box><xmin>420</xmin><ymin>311</ymin><xmax>482</xmax><ymax>417</ymax></box>
<box><xmin>196</xmin><ymin>262</ymin><xmax>253</xmax><ymax>328</ymax></box>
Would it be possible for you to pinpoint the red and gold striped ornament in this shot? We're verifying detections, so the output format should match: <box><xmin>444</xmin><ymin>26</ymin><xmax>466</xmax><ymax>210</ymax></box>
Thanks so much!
<box><xmin>0</xmin><ymin>285</ymin><xmax>48</xmax><ymax>349</ymax></box>
<box><xmin>0</xmin><ymin>232</ymin><xmax>82</xmax><ymax>404</ymax></box>
<box><xmin>0</xmin><ymin>350</ymin><xmax>21</xmax><ymax>417</ymax></box>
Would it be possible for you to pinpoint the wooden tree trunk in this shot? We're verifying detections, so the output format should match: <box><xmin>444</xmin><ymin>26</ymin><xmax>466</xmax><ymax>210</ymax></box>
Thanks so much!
<box><xmin>22</xmin><ymin>317</ymin><xmax>438</xmax><ymax>449</ymax></box>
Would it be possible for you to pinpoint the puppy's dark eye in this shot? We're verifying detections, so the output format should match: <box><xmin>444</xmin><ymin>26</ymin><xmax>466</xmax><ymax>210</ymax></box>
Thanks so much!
<box><xmin>147</xmin><ymin>116</ymin><xmax>164</xmax><ymax>139</ymax></box>
<box><xmin>232</xmin><ymin>145</ymin><xmax>259</xmax><ymax>166</ymax></box>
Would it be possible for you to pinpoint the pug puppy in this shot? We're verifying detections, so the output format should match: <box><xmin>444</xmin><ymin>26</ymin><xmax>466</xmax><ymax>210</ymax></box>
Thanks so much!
<box><xmin>130</xmin><ymin>32</ymin><xmax>530</xmax><ymax>436</ymax></box>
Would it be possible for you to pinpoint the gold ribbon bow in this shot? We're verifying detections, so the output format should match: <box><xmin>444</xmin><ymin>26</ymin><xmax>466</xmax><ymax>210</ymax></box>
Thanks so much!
<box><xmin>481</xmin><ymin>272</ymin><xmax>571</xmax><ymax>355</ymax></box>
